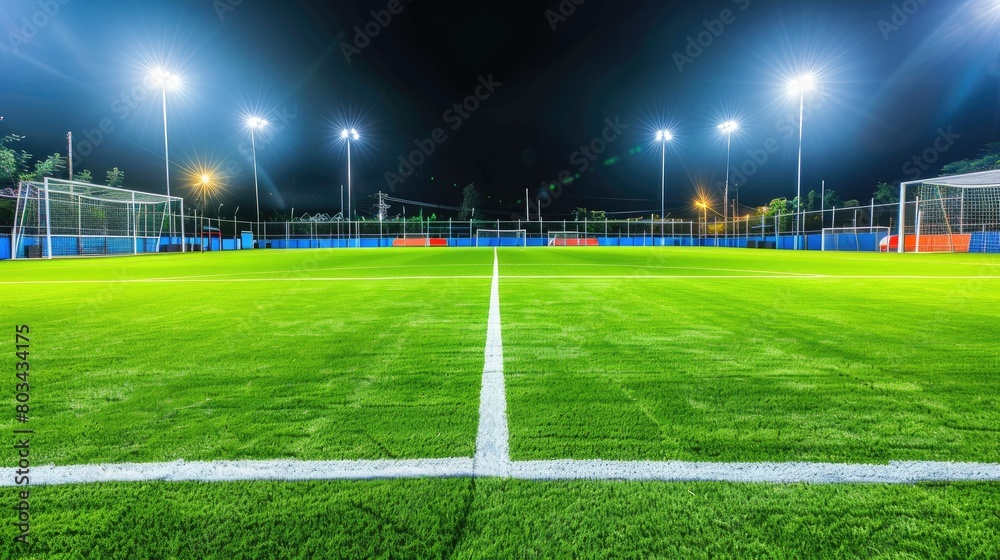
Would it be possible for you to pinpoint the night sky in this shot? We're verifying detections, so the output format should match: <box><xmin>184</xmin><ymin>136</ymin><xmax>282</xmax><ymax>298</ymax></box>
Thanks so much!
<box><xmin>3</xmin><ymin>0</ymin><xmax>1000</xmax><ymax>220</ymax></box>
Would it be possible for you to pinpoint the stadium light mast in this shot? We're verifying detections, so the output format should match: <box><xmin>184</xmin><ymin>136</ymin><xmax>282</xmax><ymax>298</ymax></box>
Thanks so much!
<box><xmin>341</xmin><ymin>128</ymin><xmax>360</xmax><ymax>242</ymax></box>
<box><xmin>152</xmin><ymin>68</ymin><xmax>181</xmax><ymax>244</ymax></box>
<box><xmin>656</xmin><ymin>130</ymin><xmax>673</xmax><ymax>235</ymax></box>
<box><xmin>246</xmin><ymin>117</ymin><xmax>268</xmax><ymax>238</ymax></box>
<box><xmin>718</xmin><ymin>120</ymin><xmax>739</xmax><ymax>232</ymax></box>
<box><xmin>788</xmin><ymin>74</ymin><xmax>815</xmax><ymax>250</ymax></box>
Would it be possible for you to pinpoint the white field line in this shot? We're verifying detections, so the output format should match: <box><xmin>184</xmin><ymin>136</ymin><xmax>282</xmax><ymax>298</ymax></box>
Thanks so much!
<box><xmin>0</xmin><ymin>276</ymin><xmax>493</xmax><ymax>285</ymax></box>
<box><xmin>5</xmin><ymin>459</ymin><xmax>1000</xmax><ymax>487</ymax></box>
<box><xmin>5</xmin><ymin>275</ymin><xmax>1000</xmax><ymax>286</ymax></box>
<box><xmin>474</xmin><ymin>248</ymin><xmax>511</xmax><ymax>476</ymax></box>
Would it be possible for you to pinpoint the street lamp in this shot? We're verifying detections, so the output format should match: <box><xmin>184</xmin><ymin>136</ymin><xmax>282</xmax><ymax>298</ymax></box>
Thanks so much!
<box><xmin>695</xmin><ymin>200</ymin><xmax>709</xmax><ymax>238</ymax></box>
<box><xmin>718</xmin><ymin>120</ymin><xmax>739</xmax><ymax>232</ymax></box>
<box><xmin>341</xmin><ymin>128</ymin><xmax>360</xmax><ymax>242</ymax></box>
<box><xmin>655</xmin><ymin>130</ymin><xmax>673</xmax><ymax>239</ymax></box>
<box><xmin>788</xmin><ymin>74</ymin><xmax>815</xmax><ymax>250</ymax></box>
<box><xmin>246</xmin><ymin>116</ymin><xmax>268</xmax><ymax>241</ymax></box>
<box><xmin>152</xmin><ymin>68</ymin><xmax>181</xmax><ymax>245</ymax></box>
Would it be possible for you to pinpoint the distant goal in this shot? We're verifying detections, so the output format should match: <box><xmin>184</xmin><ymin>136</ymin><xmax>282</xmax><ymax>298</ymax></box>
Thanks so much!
<box><xmin>474</xmin><ymin>229</ymin><xmax>526</xmax><ymax>247</ymax></box>
<box><xmin>547</xmin><ymin>230</ymin><xmax>598</xmax><ymax>246</ymax></box>
<box><xmin>12</xmin><ymin>178</ymin><xmax>184</xmax><ymax>259</ymax></box>
<box><xmin>896</xmin><ymin>171</ymin><xmax>1000</xmax><ymax>253</ymax></box>
<box><xmin>821</xmin><ymin>227</ymin><xmax>890</xmax><ymax>252</ymax></box>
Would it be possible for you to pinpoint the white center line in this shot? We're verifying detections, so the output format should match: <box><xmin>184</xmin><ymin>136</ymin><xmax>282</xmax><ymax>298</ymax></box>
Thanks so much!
<box><xmin>474</xmin><ymin>248</ymin><xmax>510</xmax><ymax>476</ymax></box>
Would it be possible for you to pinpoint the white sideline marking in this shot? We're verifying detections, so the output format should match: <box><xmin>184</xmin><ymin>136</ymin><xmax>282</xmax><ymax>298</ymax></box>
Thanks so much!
<box><xmin>5</xmin><ymin>459</ymin><xmax>474</xmax><ymax>485</ymax></box>
<box><xmin>0</xmin><ymin>276</ymin><xmax>492</xmax><ymax>285</ymax></box>
<box><xmin>475</xmin><ymin>248</ymin><xmax>511</xmax><ymax>476</ymax></box>
<box><xmin>5</xmin><ymin>459</ymin><xmax>1000</xmax><ymax>486</ymax></box>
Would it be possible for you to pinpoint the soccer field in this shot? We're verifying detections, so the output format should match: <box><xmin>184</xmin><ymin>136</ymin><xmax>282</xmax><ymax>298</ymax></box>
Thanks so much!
<box><xmin>2</xmin><ymin>247</ymin><xmax>999</xmax><ymax>557</ymax></box>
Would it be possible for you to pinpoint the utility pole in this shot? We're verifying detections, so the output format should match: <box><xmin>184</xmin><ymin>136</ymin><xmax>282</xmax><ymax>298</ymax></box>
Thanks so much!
<box><xmin>375</xmin><ymin>191</ymin><xmax>390</xmax><ymax>221</ymax></box>
<box><xmin>67</xmin><ymin>131</ymin><xmax>73</xmax><ymax>180</ymax></box>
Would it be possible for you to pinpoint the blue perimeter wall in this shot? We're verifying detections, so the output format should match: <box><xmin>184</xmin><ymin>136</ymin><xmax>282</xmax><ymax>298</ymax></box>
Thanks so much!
<box><xmin>5</xmin><ymin>233</ymin><xmax>1000</xmax><ymax>259</ymax></box>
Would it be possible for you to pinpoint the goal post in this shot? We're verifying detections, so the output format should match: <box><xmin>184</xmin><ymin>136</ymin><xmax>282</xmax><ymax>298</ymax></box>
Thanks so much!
<box><xmin>12</xmin><ymin>178</ymin><xmax>184</xmax><ymax>259</ymax></box>
<box><xmin>547</xmin><ymin>230</ymin><xmax>598</xmax><ymax>246</ymax></box>
<box><xmin>898</xmin><ymin>171</ymin><xmax>1000</xmax><ymax>253</ymax></box>
<box><xmin>821</xmin><ymin>227</ymin><xmax>890</xmax><ymax>252</ymax></box>
<box><xmin>474</xmin><ymin>229</ymin><xmax>527</xmax><ymax>247</ymax></box>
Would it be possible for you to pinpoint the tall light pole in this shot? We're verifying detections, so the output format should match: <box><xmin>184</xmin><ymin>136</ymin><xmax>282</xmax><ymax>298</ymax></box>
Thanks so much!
<box><xmin>246</xmin><ymin>117</ymin><xmax>268</xmax><ymax>242</ymax></box>
<box><xmin>152</xmin><ymin>68</ymin><xmax>181</xmax><ymax>244</ymax></box>
<box><xmin>655</xmin><ymin>130</ymin><xmax>673</xmax><ymax>237</ymax></box>
<box><xmin>341</xmin><ymin>128</ymin><xmax>360</xmax><ymax>242</ymax></box>
<box><xmin>788</xmin><ymin>74</ymin><xmax>815</xmax><ymax>250</ymax></box>
<box><xmin>718</xmin><ymin>120</ymin><xmax>739</xmax><ymax>234</ymax></box>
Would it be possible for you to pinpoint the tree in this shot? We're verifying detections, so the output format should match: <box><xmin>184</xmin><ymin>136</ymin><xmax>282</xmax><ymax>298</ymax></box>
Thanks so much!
<box><xmin>106</xmin><ymin>167</ymin><xmax>125</xmax><ymax>188</ymax></box>
<box><xmin>571</xmin><ymin>207</ymin><xmax>589</xmax><ymax>221</ymax></box>
<box><xmin>28</xmin><ymin>153</ymin><xmax>66</xmax><ymax>181</ymax></box>
<box><xmin>0</xmin><ymin>134</ymin><xmax>31</xmax><ymax>185</ymax></box>
<box><xmin>805</xmin><ymin>190</ymin><xmax>817</xmax><ymax>212</ymax></box>
<box><xmin>457</xmin><ymin>183</ymin><xmax>480</xmax><ymax>220</ymax></box>
<box><xmin>823</xmin><ymin>188</ymin><xmax>842</xmax><ymax>209</ymax></box>
<box><xmin>73</xmin><ymin>169</ymin><xmax>93</xmax><ymax>183</ymax></box>
<box><xmin>873</xmin><ymin>182</ymin><xmax>899</xmax><ymax>205</ymax></box>
<box><xmin>941</xmin><ymin>142</ymin><xmax>1000</xmax><ymax>176</ymax></box>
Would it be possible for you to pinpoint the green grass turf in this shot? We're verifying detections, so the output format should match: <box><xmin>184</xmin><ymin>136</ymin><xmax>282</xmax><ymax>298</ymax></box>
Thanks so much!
<box><xmin>501</xmin><ymin>247</ymin><xmax>1000</xmax><ymax>462</ymax></box>
<box><xmin>3</xmin><ymin>480</ymin><xmax>998</xmax><ymax>559</ymax></box>
<box><xmin>1</xmin><ymin>250</ymin><xmax>493</xmax><ymax>465</ymax></box>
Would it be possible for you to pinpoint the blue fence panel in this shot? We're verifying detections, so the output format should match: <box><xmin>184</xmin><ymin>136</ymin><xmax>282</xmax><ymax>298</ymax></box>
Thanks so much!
<box><xmin>0</xmin><ymin>236</ymin><xmax>9</xmax><ymax>260</ymax></box>
<box><xmin>970</xmin><ymin>232</ymin><xmax>1000</xmax><ymax>253</ymax></box>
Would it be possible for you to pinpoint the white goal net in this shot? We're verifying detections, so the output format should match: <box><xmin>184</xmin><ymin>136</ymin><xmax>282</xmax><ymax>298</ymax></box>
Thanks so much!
<box><xmin>898</xmin><ymin>171</ymin><xmax>1000</xmax><ymax>253</ymax></box>
<box><xmin>12</xmin><ymin>178</ymin><xmax>184</xmax><ymax>259</ymax></box>
<box><xmin>475</xmin><ymin>229</ymin><xmax>526</xmax><ymax>247</ymax></box>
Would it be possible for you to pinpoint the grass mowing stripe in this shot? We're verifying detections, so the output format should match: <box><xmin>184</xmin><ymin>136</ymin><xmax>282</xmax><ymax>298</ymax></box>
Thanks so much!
<box><xmin>474</xmin><ymin>248</ymin><xmax>510</xmax><ymax>475</ymax></box>
<box><xmin>2</xmin><ymin>479</ymin><xmax>998</xmax><ymax>558</ymax></box>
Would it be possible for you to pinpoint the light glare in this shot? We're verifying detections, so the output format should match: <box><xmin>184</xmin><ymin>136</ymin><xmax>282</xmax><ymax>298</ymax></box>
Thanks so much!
<box><xmin>787</xmin><ymin>74</ymin><xmax>816</xmax><ymax>95</ymax></box>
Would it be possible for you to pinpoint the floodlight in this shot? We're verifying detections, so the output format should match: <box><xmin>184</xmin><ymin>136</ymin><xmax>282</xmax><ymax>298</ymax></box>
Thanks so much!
<box><xmin>246</xmin><ymin>117</ymin><xmax>268</xmax><ymax>129</ymax></box>
<box><xmin>787</xmin><ymin>74</ymin><xmax>815</xmax><ymax>95</ymax></box>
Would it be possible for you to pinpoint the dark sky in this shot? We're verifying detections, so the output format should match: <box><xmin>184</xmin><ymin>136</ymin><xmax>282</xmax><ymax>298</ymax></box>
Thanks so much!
<box><xmin>3</xmin><ymin>0</ymin><xmax>1000</xmax><ymax>220</ymax></box>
